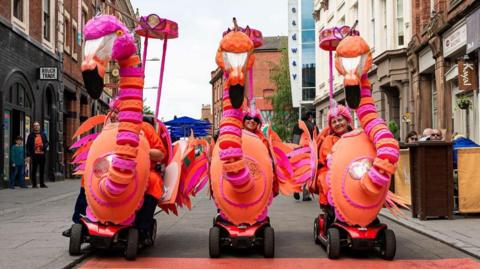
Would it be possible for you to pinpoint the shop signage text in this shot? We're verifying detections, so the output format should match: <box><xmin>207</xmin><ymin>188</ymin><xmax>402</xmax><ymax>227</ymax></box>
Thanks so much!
<box><xmin>39</xmin><ymin>67</ymin><xmax>58</xmax><ymax>80</ymax></box>
<box><xmin>458</xmin><ymin>59</ymin><xmax>477</xmax><ymax>92</ymax></box>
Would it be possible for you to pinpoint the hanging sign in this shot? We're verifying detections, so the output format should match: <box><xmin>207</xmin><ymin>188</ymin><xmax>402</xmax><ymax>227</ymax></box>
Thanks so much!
<box><xmin>458</xmin><ymin>59</ymin><xmax>477</xmax><ymax>92</ymax></box>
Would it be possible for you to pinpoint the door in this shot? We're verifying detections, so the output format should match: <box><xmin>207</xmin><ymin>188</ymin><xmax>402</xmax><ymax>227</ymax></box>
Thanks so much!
<box><xmin>3</xmin><ymin>110</ymin><xmax>11</xmax><ymax>183</ymax></box>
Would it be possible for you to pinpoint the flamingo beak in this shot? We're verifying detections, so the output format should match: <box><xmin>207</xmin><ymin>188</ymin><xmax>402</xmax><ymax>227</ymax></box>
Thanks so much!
<box><xmin>338</xmin><ymin>54</ymin><xmax>368</xmax><ymax>109</ymax></box>
<box><xmin>223</xmin><ymin>52</ymin><xmax>249</xmax><ymax>108</ymax></box>
<box><xmin>81</xmin><ymin>34</ymin><xmax>115</xmax><ymax>99</ymax></box>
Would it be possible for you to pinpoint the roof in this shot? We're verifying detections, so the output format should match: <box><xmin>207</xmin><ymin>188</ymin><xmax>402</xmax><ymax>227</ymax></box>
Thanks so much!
<box><xmin>255</xmin><ymin>36</ymin><xmax>287</xmax><ymax>52</ymax></box>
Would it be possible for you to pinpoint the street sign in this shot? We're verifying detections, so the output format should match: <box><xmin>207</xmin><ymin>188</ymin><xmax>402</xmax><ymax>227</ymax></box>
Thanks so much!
<box><xmin>39</xmin><ymin>67</ymin><xmax>58</xmax><ymax>80</ymax></box>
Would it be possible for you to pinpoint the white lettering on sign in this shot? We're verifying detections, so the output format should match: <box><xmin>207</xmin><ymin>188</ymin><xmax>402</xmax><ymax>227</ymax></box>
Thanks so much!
<box><xmin>461</xmin><ymin>63</ymin><xmax>474</xmax><ymax>86</ymax></box>
<box><xmin>40</xmin><ymin>67</ymin><xmax>58</xmax><ymax>80</ymax></box>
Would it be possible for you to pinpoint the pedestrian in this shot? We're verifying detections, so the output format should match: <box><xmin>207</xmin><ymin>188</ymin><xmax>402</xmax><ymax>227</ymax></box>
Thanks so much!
<box><xmin>419</xmin><ymin>128</ymin><xmax>433</xmax><ymax>141</ymax></box>
<box><xmin>9</xmin><ymin>136</ymin><xmax>27</xmax><ymax>189</ymax></box>
<box><xmin>430</xmin><ymin>128</ymin><xmax>443</xmax><ymax>141</ymax></box>
<box><xmin>26</xmin><ymin>122</ymin><xmax>49</xmax><ymax>188</ymax></box>
<box><xmin>292</xmin><ymin>111</ymin><xmax>318</xmax><ymax>201</ymax></box>
<box><xmin>405</xmin><ymin>131</ymin><xmax>418</xmax><ymax>143</ymax></box>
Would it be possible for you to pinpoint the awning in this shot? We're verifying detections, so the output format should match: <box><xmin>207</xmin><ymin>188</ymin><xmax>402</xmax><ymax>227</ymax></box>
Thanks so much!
<box><xmin>445</xmin><ymin>64</ymin><xmax>458</xmax><ymax>82</ymax></box>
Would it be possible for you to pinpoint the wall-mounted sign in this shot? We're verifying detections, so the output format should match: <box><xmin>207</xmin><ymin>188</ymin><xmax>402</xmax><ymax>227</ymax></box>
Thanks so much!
<box><xmin>39</xmin><ymin>67</ymin><xmax>58</xmax><ymax>80</ymax></box>
<box><xmin>288</xmin><ymin>0</ymin><xmax>301</xmax><ymax>107</ymax></box>
<box><xmin>443</xmin><ymin>23</ymin><xmax>466</xmax><ymax>57</ymax></box>
<box><xmin>458</xmin><ymin>59</ymin><xmax>477</xmax><ymax>92</ymax></box>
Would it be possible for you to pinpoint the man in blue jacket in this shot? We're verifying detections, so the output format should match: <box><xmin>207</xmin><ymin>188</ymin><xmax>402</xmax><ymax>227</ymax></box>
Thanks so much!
<box><xmin>26</xmin><ymin>122</ymin><xmax>49</xmax><ymax>188</ymax></box>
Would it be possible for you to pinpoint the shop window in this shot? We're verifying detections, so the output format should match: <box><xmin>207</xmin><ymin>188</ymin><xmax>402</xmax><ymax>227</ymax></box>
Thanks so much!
<box><xmin>432</xmin><ymin>79</ymin><xmax>437</xmax><ymax>129</ymax></box>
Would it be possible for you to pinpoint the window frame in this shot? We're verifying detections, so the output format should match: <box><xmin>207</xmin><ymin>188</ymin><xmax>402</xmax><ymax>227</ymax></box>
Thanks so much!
<box><xmin>11</xmin><ymin>0</ymin><xmax>29</xmax><ymax>34</ymax></box>
<box><xmin>42</xmin><ymin>0</ymin><xmax>55</xmax><ymax>52</ymax></box>
<box><xmin>396</xmin><ymin>0</ymin><xmax>405</xmax><ymax>47</ymax></box>
<box><xmin>64</xmin><ymin>11</ymin><xmax>71</xmax><ymax>55</ymax></box>
<box><xmin>72</xmin><ymin>20</ymin><xmax>78</xmax><ymax>61</ymax></box>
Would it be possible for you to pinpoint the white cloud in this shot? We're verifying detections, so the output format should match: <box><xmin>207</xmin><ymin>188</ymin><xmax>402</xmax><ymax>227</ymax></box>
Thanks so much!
<box><xmin>131</xmin><ymin>0</ymin><xmax>287</xmax><ymax>121</ymax></box>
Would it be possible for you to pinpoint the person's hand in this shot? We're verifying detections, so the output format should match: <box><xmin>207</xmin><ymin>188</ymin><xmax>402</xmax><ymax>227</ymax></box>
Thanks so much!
<box><xmin>12</xmin><ymin>163</ymin><xmax>15</xmax><ymax>167</ymax></box>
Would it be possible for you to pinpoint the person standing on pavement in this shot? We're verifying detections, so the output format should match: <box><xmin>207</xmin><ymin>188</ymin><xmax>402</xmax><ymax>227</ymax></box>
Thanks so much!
<box><xmin>292</xmin><ymin>111</ymin><xmax>318</xmax><ymax>201</ymax></box>
<box><xmin>26</xmin><ymin>122</ymin><xmax>49</xmax><ymax>188</ymax></box>
<box><xmin>9</xmin><ymin>136</ymin><xmax>27</xmax><ymax>189</ymax></box>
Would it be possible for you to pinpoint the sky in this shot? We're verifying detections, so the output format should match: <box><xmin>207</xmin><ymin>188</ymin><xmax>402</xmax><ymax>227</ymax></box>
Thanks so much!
<box><xmin>131</xmin><ymin>0</ymin><xmax>288</xmax><ymax>121</ymax></box>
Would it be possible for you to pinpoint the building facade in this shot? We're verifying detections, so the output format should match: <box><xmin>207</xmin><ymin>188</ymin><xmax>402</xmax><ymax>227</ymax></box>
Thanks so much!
<box><xmin>0</xmin><ymin>0</ymin><xmax>137</xmax><ymax>187</ymax></box>
<box><xmin>210</xmin><ymin>68</ymin><xmax>224</xmax><ymax>136</ymax></box>
<box><xmin>407</xmin><ymin>0</ymin><xmax>480</xmax><ymax>143</ymax></box>
<box><xmin>201</xmin><ymin>104</ymin><xmax>213</xmax><ymax>123</ymax></box>
<box><xmin>288</xmin><ymin>0</ymin><xmax>316</xmax><ymax>115</ymax></box>
<box><xmin>0</xmin><ymin>0</ymin><xmax>64</xmax><ymax>186</ymax></box>
<box><xmin>313</xmin><ymin>0</ymin><xmax>412</xmax><ymax>139</ymax></box>
<box><xmin>62</xmin><ymin>0</ymin><xmax>137</xmax><ymax>178</ymax></box>
<box><xmin>210</xmin><ymin>36</ymin><xmax>286</xmax><ymax>135</ymax></box>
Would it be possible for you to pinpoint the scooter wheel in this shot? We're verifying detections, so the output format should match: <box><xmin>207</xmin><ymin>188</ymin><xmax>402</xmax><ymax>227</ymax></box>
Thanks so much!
<box><xmin>69</xmin><ymin>224</ymin><xmax>83</xmax><ymax>256</ymax></box>
<box><xmin>125</xmin><ymin>228</ymin><xmax>139</xmax><ymax>260</ymax></box>
<box><xmin>326</xmin><ymin>228</ymin><xmax>340</xmax><ymax>259</ymax></box>
<box><xmin>380</xmin><ymin>229</ymin><xmax>396</xmax><ymax>260</ymax></box>
<box><xmin>209</xmin><ymin>227</ymin><xmax>221</xmax><ymax>258</ymax></box>
<box><xmin>263</xmin><ymin>226</ymin><xmax>275</xmax><ymax>258</ymax></box>
<box><xmin>313</xmin><ymin>217</ymin><xmax>321</xmax><ymax>244</ymax></box>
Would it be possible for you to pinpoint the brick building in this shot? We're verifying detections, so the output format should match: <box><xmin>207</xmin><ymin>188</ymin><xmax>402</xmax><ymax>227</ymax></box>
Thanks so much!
<box><xmin>210</xmin><ymin>36</ymin><xmax>287</xmax><ymax>135</ymax></box>
<box><xmin>313</xmin><ymin>0</ymin><xmax>412</xmax><ymax>139</ymax></box>
<box><xmin>407</xmin><ymin>0</ymin><xmax>480</xmax><ymax>142</ymax></box>
<box><xmin>0</xmin><ymin>0</ymin><xmax>137</xmax><ymax>187</ymax></box>
<box><xmin>0</xmin><ymin>0</ymin><xmax>64</xmax><ymax>185</ymax></box>
<box><xmin>62</xmin><ymin>0</ymin><xmax>137</xmax><ymax>178</ymax></box>
<box><xmin>201</xmin><ymin>104</ymin><xmax>213</xmax><ymax>123</ymax></box>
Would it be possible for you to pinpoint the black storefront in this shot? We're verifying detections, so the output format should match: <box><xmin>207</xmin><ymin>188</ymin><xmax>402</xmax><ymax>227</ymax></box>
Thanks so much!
<box><xmin>0</xmin><ymin>18</ymin><xmax>64</xmax><ymax>188</ymax></box>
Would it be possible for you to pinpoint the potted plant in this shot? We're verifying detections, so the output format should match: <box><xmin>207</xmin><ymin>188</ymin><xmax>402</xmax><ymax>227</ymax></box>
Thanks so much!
<box><xmin>456</xmin><ymin>96</ymin><xmax>471</xmax><ymax>110</ymax></box>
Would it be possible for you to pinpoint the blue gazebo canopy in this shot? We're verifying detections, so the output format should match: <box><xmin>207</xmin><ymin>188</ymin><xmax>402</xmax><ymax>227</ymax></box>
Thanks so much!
<box><xmin>164</xmin><ymin>116</ymin><xmax>211</xmax><ymax>139</ymax></box>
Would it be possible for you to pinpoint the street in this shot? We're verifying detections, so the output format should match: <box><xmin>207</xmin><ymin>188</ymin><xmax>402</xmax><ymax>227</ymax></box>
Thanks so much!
<box><xmin>0</xmin><ymin>181</ymin><xmax>478</xmax><ymax>269</ymax></box>
<box><xmin>77</xmin><ymin>191</ymin><xmax>479</xmax><ymax>268</ymax></box>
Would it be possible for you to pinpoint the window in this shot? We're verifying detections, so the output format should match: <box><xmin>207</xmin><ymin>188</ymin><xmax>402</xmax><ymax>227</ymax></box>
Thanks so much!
<box><xmin>263</xmin><ymin>89</ymin><xmax>274</xmax><ymax>98</ymax></box>
<box><xmin>432</xmin><ymin>78</ymin><xmax>437</xmax><ymax>129</ymax></box>
<box><xmin>13</xmin><ymin>0</ymin><xmax>23</xmax><ymax>21</ymax></box>
<box><xmin>351</xmin><ymin>4</ymin><xmax>358</xmax><ymax>23</ymax></box>
<box><xmin>302</xmin><ymin>88</ymin><xmax>315</xmax><ymax>101</ymax></box>
<box><xmin>12</xmin><ymin>0</ymin><xmax>29</xmax><ymax>33</ymax></box>
<box><xmin>43</xmin><ymin>0</ymin><xmax>51</xmax><ymax>41</ymax></box>
<box><xmin>72</xmin><ymin>21</ymin><xmax>78</xmax><ymax>60</ymax></box>
<box><xmin>396</xmin><ymin>0</ymin><xmax>404</xmax><ymax>46</ymax></box>
<box><xmin>383</xmin><ymin>0</ymin><xmax>387</xmax><ymax>46</ymax></box>
<box><xmin>64</xmin><ymin>12</ymin><xmax>71</xmax><ymax>54</ymax></box>
<box><xmin>371</xmin><ymin>0</ymin><xmax>375</xmax><ymax>47</ymax></box>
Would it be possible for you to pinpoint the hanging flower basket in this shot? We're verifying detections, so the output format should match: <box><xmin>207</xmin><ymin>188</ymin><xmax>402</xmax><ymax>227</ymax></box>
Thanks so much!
<box><xmin>456</xmin><ymin>97</ymin><xmax>471</xmax><ymax>110</ymax></box>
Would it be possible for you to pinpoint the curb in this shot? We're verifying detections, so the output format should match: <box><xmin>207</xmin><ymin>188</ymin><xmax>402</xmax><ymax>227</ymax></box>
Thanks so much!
<box><xmin>379</xmin><ymin>211</ymin><xmax>480</xmax><ymax>260</ymax></box>
<box><xmin>63</xmin><ymin>251</ymin><xmax>91</xmax><ymax>269</ymax></box>
<box><xmin>0</xmin><ymin>191</ymin><xmax>78</xmax><ymax>216</ymax></box>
